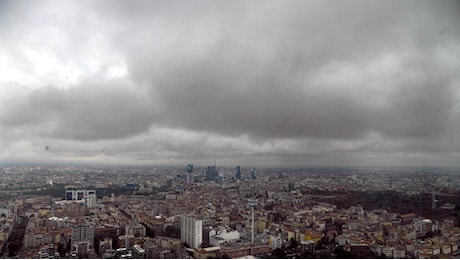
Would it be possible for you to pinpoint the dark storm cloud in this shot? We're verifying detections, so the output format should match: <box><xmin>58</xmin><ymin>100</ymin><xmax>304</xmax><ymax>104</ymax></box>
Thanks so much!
<box><xmin>1</xmin><ymin>0</ymin><xmax>460</xmax><ymax>166</ymax></box>
<box><xmin>1</xmin><ymin>79</ymin><xmax>157</xmax><ymax>140</ymax></box>
<box><xmin>105</xmin><ymin>0</ymin><xmax>459</xmax><ymax>140</ymax></box>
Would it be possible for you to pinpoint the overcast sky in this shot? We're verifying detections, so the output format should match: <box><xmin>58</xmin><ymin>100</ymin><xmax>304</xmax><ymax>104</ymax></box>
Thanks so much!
<box><xmin>1</xmin><ymin>0</ymin><xmax>460</xmax><ymax>167</ymax></box>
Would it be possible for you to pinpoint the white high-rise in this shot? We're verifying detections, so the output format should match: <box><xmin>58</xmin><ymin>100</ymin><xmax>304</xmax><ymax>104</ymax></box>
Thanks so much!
<box><xmin>181</xmin><ymin>215</ymin><xmax>202</xmax><ymax>248</ymax></box>
<box><xmin>71</xmin><ymin>224</ymin><xmax>95</xmax><ymax>245</ymax></box>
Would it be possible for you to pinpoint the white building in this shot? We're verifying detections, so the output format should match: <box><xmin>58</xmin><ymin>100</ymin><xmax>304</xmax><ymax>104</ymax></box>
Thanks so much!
<box><xmin>86</xmin><ymin>194</ymin><xmax>97</xmax><ymax>208</ymax></box>
<box><xmin>181</xmin><ymin>215</ymin><xmax>203</xmax><ymax>249</ymax></box>
<box><xmin>269</xmin><ymin>235</ymin><xmax>283</xmax><ymax>250</ymax></box>
<box><xmin>66</xmin><ymin>190</ymin><xmax>95</xmax><ymax>200</ymax></box>
<box><xmin>132</xmin><ymin>244</ymin><xmax>146</xmax><ymax>258</ymax></box>
<box><xmin>417</xmin><ymin>219</ymin><xmax>433</xmax><ymax>237</ymax></box>
<box><xmin>66</xmin><ymin>190</ymin><xmax>97</xmax><ymax>208</ymax></box>
<box><xmin>0</xmin><ymin>205</ymin><xmax>11</xmax><ymax>218</ymax></box>
<box><xmin>209</xmin><ymin>226</ymin><xmax>240</xmax><ymax>246</ymax></box>
<box><xmin>72</xmin><ymin>224</ymin><xmax>94</xmax><ymax>243</ymax></box>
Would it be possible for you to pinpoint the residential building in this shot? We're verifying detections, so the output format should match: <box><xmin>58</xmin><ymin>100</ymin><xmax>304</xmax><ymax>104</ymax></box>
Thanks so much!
<box><xmin>181</xmin><ymin>215</ymin><xmax>203</xmax><ymax>249</ymax></box>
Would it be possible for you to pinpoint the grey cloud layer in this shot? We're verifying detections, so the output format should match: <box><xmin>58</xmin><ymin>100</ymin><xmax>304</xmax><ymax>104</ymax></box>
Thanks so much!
<box><xmin>1</xmin><ymin>0</ymin><xmax>460</xmax><ymax>166</ymax></box>
<box><xmin>117</xmin><ymin>0</ymin><xmax>459</xmax><ymax>140</ymax></box>
<box><xmin>1</xmin><ymin>80</ymin><xmax>156</xmax><ymax>140</ymax></box>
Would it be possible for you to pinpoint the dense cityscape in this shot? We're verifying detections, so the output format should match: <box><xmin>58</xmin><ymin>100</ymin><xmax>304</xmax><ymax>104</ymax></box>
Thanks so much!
<box><xmin>0</xmin><ymin>164</ymin><xmax>459</xmax><ymax>258</ymax></box>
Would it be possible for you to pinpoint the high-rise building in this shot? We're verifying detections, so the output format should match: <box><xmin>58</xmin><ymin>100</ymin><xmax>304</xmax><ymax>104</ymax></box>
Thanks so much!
<box><xmin>72</xmin><ymin>224</ymin><xmax>95</xmax><ymax>257</ymax></box>
<box><xmin>251</xmin><ymin>168</ymin><xmax>257</xmax><ymax>180</ymax></box>
<box><xmin>205</xmin><ymin>166</ymin><xmax>217</xmax><ymax>181</ymax></box>
<box><xmin>186</xmin><ymin>164</ymin><xmax>194</xmax><ymax>184</ymax></box>
<box><xmin>181</xmin><ymin>216</ymin><xmax>203</xmax><ymax>248</ymax></box>
<box><xmin>187</xmin><ymin>164</ymin><xmax>194</xmax><ymax>173</ymax></box>
<box><xmin>235</xmin><ymin>166</ymin><xmax>241</xmax><ymax>180</ymax></box>
<box><xmin>72</xmin><ymin>224</ymin><xmax>95</xmax><ymax>244</ymax></box>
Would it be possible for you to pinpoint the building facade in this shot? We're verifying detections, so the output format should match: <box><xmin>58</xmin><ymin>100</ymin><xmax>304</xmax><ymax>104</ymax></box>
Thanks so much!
<box><xmin>181</xmin><ymin>215</ymin><xmax>203</xmax><ymax>249</ymax></box>
<box><xmin>72</xmin><ymin>224</ymin><xmax>94</xmax><ymax>243</ymax></box>
<box><xmin>235</xmin><ymin>166</ymin><xmax>241</xmax><ymax>180</ymax></box>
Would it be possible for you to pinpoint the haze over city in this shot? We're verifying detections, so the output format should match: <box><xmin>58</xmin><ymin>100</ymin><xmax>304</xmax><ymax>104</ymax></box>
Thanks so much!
<box><xmin>1</xmin><ymin>0</ymin><xmax>460</xmax><ymax>167</ymax></box>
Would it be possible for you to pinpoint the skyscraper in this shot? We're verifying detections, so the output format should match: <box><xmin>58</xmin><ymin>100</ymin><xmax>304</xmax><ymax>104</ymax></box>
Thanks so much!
<box><xmin>186</xmin><ymin>164</ymin><xmax>194</xmax><ymax>184</ymax></box>
<box><xmin>251</xmin><ymin>168</ymin><xmax>257</xmax><ymax>180</ymax></box>
<box><xmin>186</xmin><ymin>164</ymin><xmax>193</xmax><ymax>173</ymax></box>
<box><xmin>206</xmin><ymin>166</ymin><xmax>217</xmax><ymax>181</ymax></box>
<box><xmin>235</xmin><ymin>166</ymin><xmax>241</xmax><ymax>180</ymax></box>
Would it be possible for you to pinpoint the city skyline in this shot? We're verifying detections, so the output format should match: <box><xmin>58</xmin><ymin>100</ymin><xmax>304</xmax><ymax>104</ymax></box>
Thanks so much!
<box><xmin>1</xmin><ymin>0</ymin><xmax>460</xmax><ymax>167</ymax></box>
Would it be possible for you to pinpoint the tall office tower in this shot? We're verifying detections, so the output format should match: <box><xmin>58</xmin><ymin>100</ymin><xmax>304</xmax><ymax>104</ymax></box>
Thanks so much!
<box><xmin>181</xmin><ymin>216</ymin><xmax>203</xmax><ymax>248</ymax></box>
<box><xmin>206</xmin><ymin>166</ymin><xmax>216</xmax><ymax>181</ymax></box>
<box><xmin>235</xmin><ymin>166</ymin><xmax>241</xmax><ymax>180</ymax></box>
<box><xmin>186</xmin><ymin>164</ymin><xmax>194</xmax><ymax>184</ymax></box>
<box><xmin>187</xmin><ymin>164</ymin><xmax>194</xmax><ymax>173</ymax></box>
<box><xmin>251</xmin><ymin>168</ymin><xmax>257</xmax><ymax>180</ymax></box>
